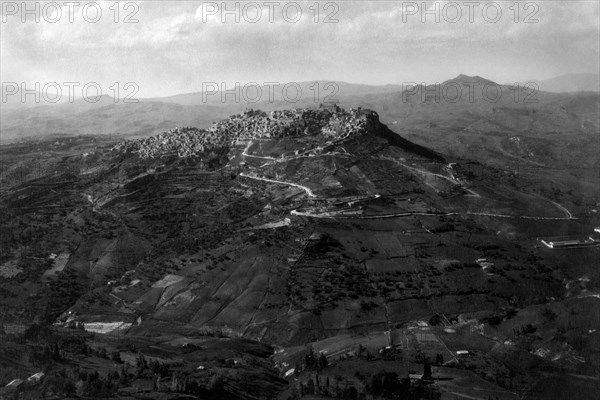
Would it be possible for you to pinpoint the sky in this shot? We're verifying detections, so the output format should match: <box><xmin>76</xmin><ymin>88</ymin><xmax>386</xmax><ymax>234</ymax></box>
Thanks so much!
<box><xmin>1</xmin><ymin>0</ymin><xmax>599</xmax><ymax>97</ymax></box>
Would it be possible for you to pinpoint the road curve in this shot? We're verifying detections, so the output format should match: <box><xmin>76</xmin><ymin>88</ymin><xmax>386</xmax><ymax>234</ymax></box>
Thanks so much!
<box><xmin>239</xmin><ymin>173</ymin><xmax>317</xmax><ymax>197</ymax></box>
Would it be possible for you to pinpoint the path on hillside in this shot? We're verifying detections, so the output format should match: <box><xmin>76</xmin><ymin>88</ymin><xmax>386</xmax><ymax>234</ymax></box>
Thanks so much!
<box><xmin>241</xmin><ymin>140</ymin><xmax>278</xmax><ymax>160</ymax></box>
<box><xmin>396</xmin><ymin>161</ymin><xmax>574</xmax><ymax>218</ymax></box>
<box><xmin>542</xmin><ymin>197</ymin><xmax>573</xmax><ymax>219</ymax></box>
<box><xmin>442</xmin><ymin>391</ymin><xmax>489</xmax><ymax>400</ymax></box>
<box><xmin>290</xmin><ymin>209</ymin><xmax>577</xmax><ymax>221</ymax></box>
<box><xmin>388</xmin><ymin>157</ymin><xmax>482</xmax><ymax>198</ymax></box>
<box><xmin>239</xmin><ymin>173</ymin><xmax>575</xmax><ymax>220</ymax></box>
<box><xmin>239</xmin><ymin>173</ymin><xmax>316</xmax><ymax>197</ymax></box>
<box><xmin>239</xmin><ymin>140</ymin><xmax>576</xmax><ymax>221</ymax></box>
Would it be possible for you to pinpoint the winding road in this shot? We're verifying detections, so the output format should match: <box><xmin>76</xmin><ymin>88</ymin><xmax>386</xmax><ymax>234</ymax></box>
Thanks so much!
<box><xmin>238</xmin><ymin>171</ymin><xmax>575</xmax><ymax>221</ymax></box>
<box><xmin>290</xmin><ymin>209</ymin><xmax>577</xmax><ymax>221</ymax></box>
<box><xmin>239</xmin><ymin>173</ymin><xmax>316</xmax><ymax>197</ymax></box>
<box><xmin>239</xmin><ymin>140</ymin><xmax>576</xmax><ymax>221</ymax></box>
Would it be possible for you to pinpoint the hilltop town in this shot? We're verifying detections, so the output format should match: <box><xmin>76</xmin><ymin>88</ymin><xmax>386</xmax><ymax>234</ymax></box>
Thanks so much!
<box><xmin>112</xmin><ymin>106</ymin><xmax>374</xmax><ymax>161</ymax></box>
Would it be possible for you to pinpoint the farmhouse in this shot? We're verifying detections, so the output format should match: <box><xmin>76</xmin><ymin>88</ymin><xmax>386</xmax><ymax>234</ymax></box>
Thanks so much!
<box><xmin>27</xmin><ymin>372</ymin><xmax>45</xmax><ymax>383</ymax></box>
<box><xmin>476</xmin><ymin>258</ymin><xmax>494</xmax><ymax>270</ymax></box>
<box><xmin>5</xmin><ymin>379</ymin><xmax>23</xmax><ymax>388</ymax></box>
<box><xmin>541</xmin><ymin>238</ymin><xmax>596</xmax><ymax>248</ymax></box>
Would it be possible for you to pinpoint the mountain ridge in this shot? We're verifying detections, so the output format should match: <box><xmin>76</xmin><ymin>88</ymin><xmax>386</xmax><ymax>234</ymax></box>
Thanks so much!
<box><xmin>517</xmin><ymin>73</ymin><xmax>600</xmax><ymax>93</ymax></box>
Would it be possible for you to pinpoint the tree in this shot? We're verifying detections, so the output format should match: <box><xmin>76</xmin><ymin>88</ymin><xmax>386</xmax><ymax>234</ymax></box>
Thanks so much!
<box><xmin>318</xmin><ymin>352</ymin><xmax>328</xmax><ymax>370</ymax></box>
<box><xmin>307</xmin><ymin>377</ymin><xmax>315</xmax><ymax>395</ymax></box>
<box><xmin>119</xmin><ymin>366</ymin><xmax>130</xmax><ymax>385</ymax></box>
<box><xmin>63</xmin><ymin>380</ymin><xmax>76</xmax><ymax>396</ymax></box>
<box><xmin>343</xmin><ymin>385</ymin><xmax>358</xmax><ymax>400</ymax></box>
<box><xmin>207</xmin><ymin>374</ymin><xmax>224</xmax><ymax>393</ymax></box>
<box><xmin>370</xmin><ymin>375</ymin><xmax>382</xmax><ymax>397</ymax></box>
<box><xmin>111</xmin><ymin>350</ymin><xmax>122</xmax><ymax>363</ymax></box>
<box><xmin>135</xmin><ymin>353</ymin><xmax>147</xmax><ymax>376</ymax></box>
<box><xmin>52</xmin><ymin>343</ymin><xmax>61</xmax><ymax>361</ymax></box>
<box><xmin>41</xmin><ymin>375</ymin><xmax>76</xmax><ymax>397</ymax></box>
<box><xmin>97</xmin><ymin>347</ymin><xmax>108</xmax><ymax>359</ymax></box>
<box><xmin>435</xmin><ymin>353</ymin><xmax>444</xmax><ymax>365</ymax></box>
<box><xmin>424</xmin><ymin>357</ymin><xmax>432</xmax><ymax>380</ymax></box>
<box><xmin>304</xmin><ymin>347</ymin><xmax>317</xmax><ymax>370</ymax></box>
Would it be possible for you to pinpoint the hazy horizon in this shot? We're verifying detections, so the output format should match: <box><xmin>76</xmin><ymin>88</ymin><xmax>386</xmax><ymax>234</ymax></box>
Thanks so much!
<box><xmin>2</xmin><ymin>1</ymin><xmax>599</xmax><ymax>98</ymax></box>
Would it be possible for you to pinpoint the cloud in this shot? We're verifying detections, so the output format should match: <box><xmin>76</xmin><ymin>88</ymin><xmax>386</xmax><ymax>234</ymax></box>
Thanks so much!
<box><xmin>1</xmin><ymin>1</ymin><xmax>598</xmax><ymax>96</ymax></box>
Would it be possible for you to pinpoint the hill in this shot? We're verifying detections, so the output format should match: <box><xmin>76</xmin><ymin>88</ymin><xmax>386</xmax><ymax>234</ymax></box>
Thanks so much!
<box><xmin>1</xmin><ymin>106</ymin><xmax>599</xmax><ymax>399</ymax></box>
<box><xmin>143</xmin><ymin>81</ymin><xmax>404</xmax><ymax>106</ymax></box>
<box><xmin>351</xmin><ymin>75</ymin><xmax>599</xmax><ymax>167</ymax></box>
<box><xmin>3</xmin><ymin>75</ymin><xmax>598</xmax><ymax>176</ymax></box>
<box><xmin>332</xmin><ymin>75</ymin><xmax>600</xmax><ymax>211</ymax></box>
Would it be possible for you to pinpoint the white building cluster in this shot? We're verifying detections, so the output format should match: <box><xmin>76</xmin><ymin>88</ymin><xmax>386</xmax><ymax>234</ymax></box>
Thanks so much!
<box><xmin>112</xmin><ymin>106</ymin><xmax>376</xmax><ymax>160</ymax></box>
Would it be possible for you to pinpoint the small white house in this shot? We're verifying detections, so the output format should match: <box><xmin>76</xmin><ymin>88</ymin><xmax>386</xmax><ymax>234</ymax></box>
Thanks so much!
<box><xmin>5</xmin><ymin>379</ymin><xmax>23</xmax><ymax>387</ymax></box>
<box><xmin>27</xmin><ymin>372</ymin><xmax>45</xmax><ymax>383</ymax></box>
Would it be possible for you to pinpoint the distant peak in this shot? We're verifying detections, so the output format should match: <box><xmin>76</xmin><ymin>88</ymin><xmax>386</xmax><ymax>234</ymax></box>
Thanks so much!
<box><xmin>455</xmin><ymin>74</ymin><xmax>473</xmax><ymax>80</ymax></box>
<box><xmin>443</xmin><ymin>74</ymin><xmax>498</xmax><ymax>86</ymax></box>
